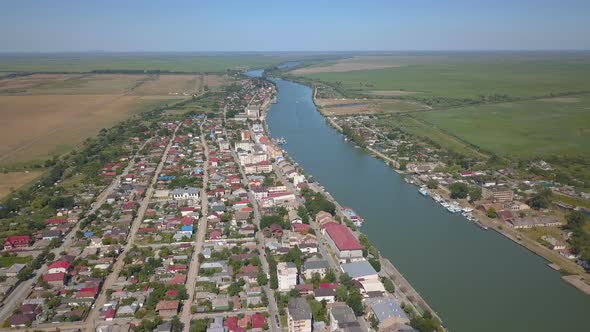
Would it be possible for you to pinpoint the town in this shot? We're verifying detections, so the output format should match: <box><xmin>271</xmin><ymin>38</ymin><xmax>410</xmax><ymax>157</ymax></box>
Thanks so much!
<box><xmin>0</xmin><ymin>73</ymin><xmax>442</xmax><ymax>332</ymax></box>
<box><xmin>324</xmin><ymin>111</ymin><xmax>590</xmax><ymax>290</ymax></box>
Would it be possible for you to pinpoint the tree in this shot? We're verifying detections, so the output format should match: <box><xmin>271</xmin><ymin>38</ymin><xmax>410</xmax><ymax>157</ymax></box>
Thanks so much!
<box><xmin>566</xmin><ymin>210</ymin><xmax>586</xmax><ymax>231</ymax></box>
<box><xmin>335</xmin><ymin>285</ymin><xmax>348</xmax><ymax>302</ymax></box>
<box><xmin>257</xmin><ymin>271</ymin><xmax>268</xmax><ymax>286</ymax></box>
<box><xmin>469</xmin><ymin>186</ymin><xmax>482</xmax><ymax>202</ymax></box>
<box><xmin>368</xmin><ymin>257</ymin><xmax>381</xmax><ymax>272</ymax></box>
<box><xmin>426</xmin><ymin>179</ymin><xmax>438</xmax><ymax>189</ymax></box>
<box><xmin>449</xmin><ymin>182</ymin><xmax>469</xmax><ymax>199</ymax></box>
<box><xmin>487</xmin><ymin>207</ymin><xmax>497</xmax><ymax>219</ymax></box>
<box><xmin>380</xmin><ymin>276</ymin><xmax>395</xmax><ymax>294</ymax></box>
<box><xmin>324</xmin><ymin>269</ymin><xmax>336</xmax><ymax>283</ymax></box>
<box><xmin>346</xmin><ymin>287</ymin><xmax>364</xmax><ymax>316</ymax></box>
<box><xmin>528</xmin><ymin>187</ymin><xmax>552</xmax><ymax>210</ymax></box>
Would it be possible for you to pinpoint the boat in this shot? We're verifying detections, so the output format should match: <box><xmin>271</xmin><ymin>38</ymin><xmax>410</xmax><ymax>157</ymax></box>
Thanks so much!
<box><xmin>277</xmin><ymin>137</ymin><xmax>287</xmax><ymax>145</ymax></box>
<box><xmin>419</xmin><ymin>187</ymin><xmax>429</xmax><ymax>197</ymax></box>
<box><xmin>474</xmin><ymin>219</ymin><xmax>489</xmax><ymax>230</ymax></box>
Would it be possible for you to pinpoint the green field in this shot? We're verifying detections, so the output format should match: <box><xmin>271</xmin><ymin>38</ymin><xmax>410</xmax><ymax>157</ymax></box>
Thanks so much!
<box><xmin>0</xmin><ymin>255</ymin><xmax>32</xmax><ymax>268</ymax></box>
<box><xmin>300</xmin><ymin>53</ymin><xmax>590</xmax><ymax>99</ymax></box>
<box><xmin>414</xmin><ymin>95</ymin><xmax>590</xmax><ymax>158</ymax></box>
<box><xmin>0</xmin><ymin>53</ymin><xmax>300</xmax><ymax>73</ymax></box>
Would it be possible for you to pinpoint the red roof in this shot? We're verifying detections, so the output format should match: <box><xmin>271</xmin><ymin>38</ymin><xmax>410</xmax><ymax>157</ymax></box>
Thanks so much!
<box><xmin>105</xmin><ymin>308</ymin><xmax>116</xmax><ymax>319</ymax></box>
<box><xmin>45</xmin><ymin>218</ymin><xmax>68</xmax><ymax>225</ymax></box>
<box><xmin>324</xmin><ymin>223</ymin><xmax>363</xmax><ymax>251</ymax></box>
<box><xmin>166</xmin><ymin>290</ymin><xmax>179</xmax><ymax>298</ymax></box>
<box><xmin>168</xmin><ymin>274</ymin><xmax>186</xmax><ymax>285</ymax></box>
<box><xmin>293</xmin><ymin>223</ymin><xmax>311</xmax><ymax>233</ymax></box>
<box><xmin>43</xmin><ymin>272</ymin><xmax>65</xmax><ymax>283</ymax></box>
<box><xmin>5</xmin><ymin>235</ymin><xmax>30</xmax><ymax>245</ymax></box>
<box><xmin>48</xmin><ymin>261</ymin><xmax>71</xmax><ymax>271</ymax></box>
<box><xmin>251</xmin><ymin>313</ymin><xmax>266</xmax><ymax>329</ymax></box>
<box><xmin>156</xmin><ymin>300</ymin><xmax>179</xmax><ymax>311</ymax></box>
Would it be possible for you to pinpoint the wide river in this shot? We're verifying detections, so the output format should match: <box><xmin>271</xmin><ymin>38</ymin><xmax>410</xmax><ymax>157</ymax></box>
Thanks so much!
<box><xmin>246</xmin><ymin>70</ymin><xmax>590</xmax><ymax>332</ymax></box>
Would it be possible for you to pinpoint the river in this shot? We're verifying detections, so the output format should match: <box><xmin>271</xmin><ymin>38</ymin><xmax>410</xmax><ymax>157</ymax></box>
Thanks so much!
<box><xmin>246</xmin><ymin>69</ymin><xmax>590</xmax><ymax>332</ymax></box>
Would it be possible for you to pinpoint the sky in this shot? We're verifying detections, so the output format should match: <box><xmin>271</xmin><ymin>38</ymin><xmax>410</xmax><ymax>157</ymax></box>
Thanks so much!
<box><xmin>0</xmin><ymin>0</ymin><xmax>589</xmax><ymax>52</ymax></box>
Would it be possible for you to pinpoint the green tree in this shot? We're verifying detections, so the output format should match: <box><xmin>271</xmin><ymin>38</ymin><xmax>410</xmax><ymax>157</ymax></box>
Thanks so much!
<box><xmin>346</xmin><ymin>287</ymin><xmax>364</xmax><ymax>316</ymax></box>
<box><xmin>528</xmin><ymin>187</ymin><xmax>553</xmax><ymax>210</ymax></box>
<box><xmin>426</xmin><ymin>179</ymin><xmax>438</xmax><ymax>189</ymax></box>
<box><xmin>449</xmin><ymin>182</ymin><xmax>469</xmax><ymax>199</ymax></box>
<box><xmin>487</xmin><ymin>207</ymin><xmax>497</xmax><ymax>219</ymax></box>
<box><xmin>469</xmin><ymin>186</ymin><xmax>482</xmax><ymax>202</ymax></box>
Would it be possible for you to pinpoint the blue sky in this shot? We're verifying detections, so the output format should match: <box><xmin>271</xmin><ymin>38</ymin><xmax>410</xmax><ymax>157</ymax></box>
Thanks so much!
<box><xmin>1</xmin><ymin>0</ymin><xmax>589</xmax><ymax>52</ymax></box>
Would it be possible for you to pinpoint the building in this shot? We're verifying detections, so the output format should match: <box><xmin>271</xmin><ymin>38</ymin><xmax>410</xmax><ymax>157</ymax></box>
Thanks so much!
<box><xmin>287</xmin><ymin>298</ymin><xmax>312</xmax><ymax>332</ymax></box>
<box><xmin>155</xmin><ymin>300</ymin><xmax>179</xmax><ymax>318</ymax></box>
<box><xmin>366</xmin><ymin>297</ymin><xmax>409</xmax><ymax>329</ymax></box>
<box><xmin>302</xmin><ymin>259</ymin><xmax>330</xmax><ymax>279</ymax></box>
<box><xmin>508</xmin><ymin>216</ymin><xmax>561</xmax><ymax>229</ymax></box>
<box><xmin>3</xmin><ymin>235</ymin><xmax>30</xmax><ymax>250</ymax></box>
<box><xmin>341</xmin><ymin>260</ymin><xmax>378</xmax><ymax>281</ymax></box>
<box><xmin>278</xmin><ymin>262</ymin><xmax>298</xmax><ymax>292</ymax></box>
<box><xmin>328</xmin><ymin>302</ymin><xmax>362</xmax><ymax>332</ymax></box>
<box><xmin>482</xmin><ymin>186</ymin><xmax>514</xmax><ymax>202</ymax></box>
<box><xmin>323</xmin><ymin>223</ymin><xmax>363</xmax><ymax>263</ymax></box>
<box><xmin>170</xmin><ymin>187</ymin><xmax>200</xmax><ymax>201</ymax></box>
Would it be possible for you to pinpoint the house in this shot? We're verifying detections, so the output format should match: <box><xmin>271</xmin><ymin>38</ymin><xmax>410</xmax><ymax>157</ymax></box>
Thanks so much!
<box><xmin>341</xmin><ymin>260</ymin><xmax>378</xmax><ymax>281</ymax></box>
<box><xmin>293</xmin><ymin>223</ymin><xmax>311</xmax><ymax>234</ymax></box>
<box><xmin>482</xmin><ymin>186</ymin><xmax>514</xmax><ymax>202</ymax></box>
<box><xmin>509</xmin><ymin>216</ymin><xmax>561</xmax><ymax>229</ymax></box>
<box><xmin>328</xmin><ymin>302</ymin><xmax>362</xmax><ymax>332</ymax></box>
<box><xmin>3</xmin><ymin>235</ymin><xmax>30</xmax><ymax>250</ymax></box>
<box><xmin>48</xmin><ymin>261</ymin><xmax>71</xmax><ymax>274</ymax></box>
<box><xmin>323</xmin><ymin>222</ymin><xmax>363</xmax><ymax>263</ymax></box>
<box><xmin>43</xmin><ymin>272</ymin><xmax>66</xmax><ymax>287</ymax></box>
<box><xmin>155</xmin><ymin>300</ymin><xmax>179</xmax><ymax>318</ymax></box>
<box><xmin>541</xmin><ymin>236</ymin><xmax>566</xmax><ymax>250</ymax></box>
<box><xmin>287</xmin><ymin>298</ymin><xmax>312</xmax><ymax>332</ymax></box>
<box><xmin>277</xmin><ymin>262</ymin><xmax>298</xmax><ymax>292</ymax></box>
<box><xmin>8</xmin><ymin>313</ymin><xmax>37</xmax><ymax>327</ymax></box>
<box><xmin>366</xmin><ymin>296</ymin><xmax>410</xmax><ymax>329</ymax></box>
<box><xmin>303</xmin><ymin>259</ymin><xmax>330</xmax><ymax>279</ymax></box>
<box><xmin>170</xmin><ymin>187</ymin><xmax>200</xmax><ymax>201</ymax></box>
<box><xmin>314</xmin><ymin>288</ymin><xmax>336</xmax><ymax>303</ymax></box>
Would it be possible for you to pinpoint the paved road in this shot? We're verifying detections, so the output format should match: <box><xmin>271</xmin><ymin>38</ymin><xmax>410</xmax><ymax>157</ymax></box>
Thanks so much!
<box><xmin>0</xmin><ymin>138</ymin><xmax>152</xmax><ymax>323</ymax></box>
<box><xmin>180</xmin><ymin>118</ymin><xmax>210</xmax><ymax>331</ymax></box>
<box><xmin>85</xmin><ymin>126</ymin><xmax>180</xmax><ymax>331</ymax></box>
<box><xmin>228</xmin><ymin>129</ymin><xmax>281</xmax><ymax>332</ymax></box>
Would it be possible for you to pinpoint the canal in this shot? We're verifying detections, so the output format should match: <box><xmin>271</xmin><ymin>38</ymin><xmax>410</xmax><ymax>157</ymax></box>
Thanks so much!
<box><xmin>246</xmin><ymin>70</ymin><xmax>590</xmax><ymax>332</ymax></box>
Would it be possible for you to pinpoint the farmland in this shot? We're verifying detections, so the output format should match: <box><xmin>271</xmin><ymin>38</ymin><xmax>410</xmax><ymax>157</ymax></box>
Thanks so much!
<box><xmin>0</xmin><ymin>171</ymin><xmax>42</xmax><ymax>199</ymax></box>
<box><xmin>316</xmin><ymin>98</ymin><xmax>425</xmax><ymax>115</ymax></box>
<box><xmin>297</xmin><ymin>53</ymin><xmax>590</xmax><ymax>100</ymax></box>
<box><xmin>0</xmin><ymin>53</ymin><xmax>306</xmax><ymax>73</ymax></box>
<box><xmin>413</xmin><ymin>95</ymin><xmax>590</xmax><ymax>158</ymax></box>
<box><xmin>0</xmin><ymin>73</ymin><xmax>216</xmax><ymax>165</ymax></box>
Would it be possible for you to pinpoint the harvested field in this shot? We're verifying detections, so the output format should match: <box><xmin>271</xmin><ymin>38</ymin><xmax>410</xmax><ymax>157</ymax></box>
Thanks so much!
<box><xmin>0</xmin><ymin>74</ymin><xmax>80</xmax><ymax>94</ymax></box>
<box><xmin>204</xmin><ymin>74</ymin><xmax>227</xmax><ymax>91</ymax></box>
<box><xmin>291</xmin><ymin>56</ymin><xmax>404</xmax><ymax>74</ymax></box>
<box><xmin>133</xmin><ymin>74</ymin><xmax>204</xmax><ymax>96</ymax></box>
<box><xmin>30</xmin><ymin>74</ymin><xmax>148</xmax><ymax>95</ymax></box>
<box><xmin>316</xmin><ymin>98</ymin><xmax>425</xmax><ymax>115</ymax></box>
<box><xmin>367</xmin><ymin>90</ymin><xmax>419</xmax><ymax>97</ymax></box>
<box><xmin>0</xmin><ymin>171</ymin><xmax>42</xmax><ymax>199</ymax></box>
<box><xmin>0</xmin><ymin>94</ymin><xmax>178</xmax><ymax>164</ymax></box>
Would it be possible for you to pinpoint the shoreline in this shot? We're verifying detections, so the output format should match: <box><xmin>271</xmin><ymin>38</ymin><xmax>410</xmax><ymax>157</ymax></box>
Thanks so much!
<box><xmin>262</xmin><ymin>75</ymin><xmax>447</xmax><ymax>328</ymax></box>
<box><xmin>313</xmin><ymin>92</ymin><xmax>590</xmax><ymax>296</ymax></box>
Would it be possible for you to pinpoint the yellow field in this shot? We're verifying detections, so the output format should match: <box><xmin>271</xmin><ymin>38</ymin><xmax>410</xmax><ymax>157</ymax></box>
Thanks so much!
<box><xmin>133</xmin><ymin>74</ymin><xmax>203</xmax><ymax>96</ymax></box>
<box><xmin>0</xmin><ymin>94</ymin><xmax>180</xmax><ymax>164</ymax></box>
<box><xmin>316</xmin><ymin>98</ymin><xmax>426</xmax><ymax>115</ymax></box>
<box><xmin>291</xmin><ymin>56</ymin><xmax>404</xmax><ymax>74</ymax></box>
<box><xmin>0</xmin><ymin>171</ymin><xmax>42</xmax><ymax>199</ymax></box>
<box><xmin>0</xmin><ymin>73</ymin><xmax>227</xmax><ymax>165</ymax></box>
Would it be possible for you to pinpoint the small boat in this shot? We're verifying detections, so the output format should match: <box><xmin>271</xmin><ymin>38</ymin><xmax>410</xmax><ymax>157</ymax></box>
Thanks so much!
<box><xmin>475</xmin><ymin>219</ymin><xmax>489</xmax><ymax>230</ymax></box>
<box><xmin>419</xmin><ymin>187</ymin><xmax>429</xmax><ymax>197</ymax></box>
<box><xmin>277</xmin><ymin>137</ymin><xmax>287</xmax><ymax>145</ymax></box>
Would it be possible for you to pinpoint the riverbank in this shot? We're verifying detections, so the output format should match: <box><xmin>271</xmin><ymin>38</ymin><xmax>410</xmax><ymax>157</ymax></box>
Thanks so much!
<box><xmin>261</xmin><ymin>74</ymin><xmax>445</xmax><ymax>328</ymax></box>
<box><xmin>261</xmin><ymin>72</ymin><xmax>590</xmax><ymax>332</ymax></box>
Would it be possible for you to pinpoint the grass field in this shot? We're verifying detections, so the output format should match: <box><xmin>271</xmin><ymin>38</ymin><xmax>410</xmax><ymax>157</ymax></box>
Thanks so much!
<box><xmin>316</xmin><ymin>98</ymin><xmax>425</xmax><ymax>115</ymax></box>
<box><xmin>413</xmin><ymin>95</ymin><xmax>590</xmax><ymax>158</ymax></box>
<box><xmin>0</xmin><ymin>171</ymin><xmax>43</xmax><ymax>199</ymax></box>
<box><xmin>298</xmin><ymin>53</ymin><xmax>590</xmax><ymax>99</ymax></box>
<box><xmin>0</xmin><ymin>255</ymin><xmax>33</xmax><ymax>268</ymax></box>
<box><xmin>133</xmin><ymin>74</ymin><xmax>203</xmax><ymax>96</ymax></box>
<box><xmin>380</xmin><ymin>115</ymin><xmax>487</xmax><ymax>159</ymax></box>
<box><xmin>0</xmin><ymin>53</ymin><xmax>300</xmax><ymax>73</ymax></box>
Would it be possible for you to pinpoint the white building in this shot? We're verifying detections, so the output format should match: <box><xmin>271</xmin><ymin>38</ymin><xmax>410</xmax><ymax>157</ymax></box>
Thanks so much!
<box><xmin>277</xmin><ymin>262</ymin><xmax>298</xmax><ymax>292</ymax></box>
